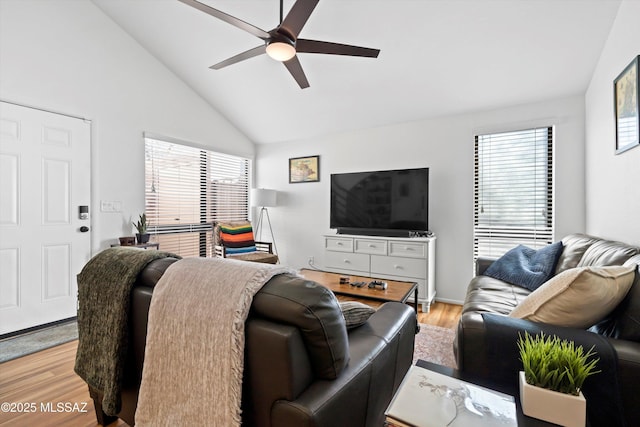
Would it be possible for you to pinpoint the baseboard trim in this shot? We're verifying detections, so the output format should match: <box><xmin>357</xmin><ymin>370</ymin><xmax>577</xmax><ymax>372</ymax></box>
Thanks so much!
<box><xmin>0</xmin><ymin>316</ymin><xmax>77</xmax><ymax>341</ymax></box>
<box><xmin>434</xmin><ymin>297</ymin><xmax>464</xmax><ymax>306</ymax></box>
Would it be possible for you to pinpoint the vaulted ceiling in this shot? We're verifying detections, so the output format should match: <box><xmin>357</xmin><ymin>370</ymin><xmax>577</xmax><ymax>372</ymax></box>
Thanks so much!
<box><xmin>92</xmin><ymin>0</ymin><xmax>621</xmax><ymax>144</ymax></box>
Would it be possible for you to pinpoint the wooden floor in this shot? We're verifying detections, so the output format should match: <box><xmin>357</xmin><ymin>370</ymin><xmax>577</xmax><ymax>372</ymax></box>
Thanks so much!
<box><xmin>0</xmin><ymin>302</ymin><xmax>462</xmax><ymax>427</ymax></box>
<box><xmin>417</xmin><ymin>301</ymin><xmax>462</xmax><ymax>329</ymax></box>
<box><xmin>0</xmin><ymin>341</ymin><xmax>127</xmax><ymax>427</ymax></box>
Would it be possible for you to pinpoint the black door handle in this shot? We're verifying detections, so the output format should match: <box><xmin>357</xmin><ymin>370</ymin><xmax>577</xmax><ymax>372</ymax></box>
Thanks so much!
<box><xmin>80</xmin><ymin>226</ymin><xmax>90</xmax><ymax>232</ymax></box>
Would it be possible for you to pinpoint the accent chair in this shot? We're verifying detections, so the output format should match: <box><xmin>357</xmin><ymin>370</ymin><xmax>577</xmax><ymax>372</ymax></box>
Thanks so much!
<box><xmin>213</xmin><ymin>221</ymin><xmax>278</xmax><ymax>264</ymax></box>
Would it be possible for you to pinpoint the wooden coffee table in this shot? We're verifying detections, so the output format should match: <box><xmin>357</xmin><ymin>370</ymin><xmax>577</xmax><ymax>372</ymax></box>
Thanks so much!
<box><xmin>299</xmin><ymin>269</ymin><xmax>418</xmax><ymax>313</ymax></box>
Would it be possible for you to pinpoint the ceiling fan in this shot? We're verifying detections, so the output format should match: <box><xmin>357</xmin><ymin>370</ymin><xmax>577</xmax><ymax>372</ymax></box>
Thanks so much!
<box><xmin>178</xmin><ymin>0</ymin><xmax>380</xmax><ymax>89</ymax></box>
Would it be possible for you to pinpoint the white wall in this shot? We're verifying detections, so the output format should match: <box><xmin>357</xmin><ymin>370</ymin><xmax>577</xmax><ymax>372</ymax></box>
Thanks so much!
<box><xmin>0</xmin><ymin>0</ymin><xmax>254</xmax><ymax>253</ymax></box>
<box><xmin>0</xmin><ymin>0</ymin><xmax>603</xmax><ymax>305</ymax></box>
<box><xmin>257</xmin><ymin>96</ymin><xmax>586</xmax><ymax>303</ymax></box>
<box><xmin>585</xmin><ymin>0</ymin><xmax>640</xmax><ymax>244</ymax></box>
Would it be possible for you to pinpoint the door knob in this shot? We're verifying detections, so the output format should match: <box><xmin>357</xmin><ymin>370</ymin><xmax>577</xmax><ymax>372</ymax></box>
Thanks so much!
<box><xmin>80</xmin><ymin>226</ymin><xmax>90</xmax><ymax>232</ymax></box>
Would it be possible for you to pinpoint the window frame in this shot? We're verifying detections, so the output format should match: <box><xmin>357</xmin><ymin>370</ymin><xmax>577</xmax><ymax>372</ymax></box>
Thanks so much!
<box><xmin>144</xmin><ymin>135</ymin><xmax>251</xmax><ymax>257</ymax></box>
<box><xmin>473</xmin><ymin>126</ymin><xmax>554</xmax><ymax>260</ymax></box>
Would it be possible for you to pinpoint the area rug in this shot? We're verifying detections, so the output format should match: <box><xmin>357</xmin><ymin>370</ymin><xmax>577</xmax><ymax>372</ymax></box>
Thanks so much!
<box><xmin>0</xmin><ymin>320</ymin><xmax>78</xmax><ymax>363</ymax></box>
<box><xmin>412</xmin><ymin>323</ymin><xmax>457</xmax><ymax>369</ymax></box>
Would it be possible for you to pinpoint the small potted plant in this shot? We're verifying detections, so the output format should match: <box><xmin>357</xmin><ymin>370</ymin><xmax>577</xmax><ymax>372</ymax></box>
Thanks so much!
<box><xmin>517</xmin><ymin>332</ymin><xmax>599</xmax><ymax>427</ymax></box>
<box><xmin>133</xmin><ymin>213</ymin><xmax>150</xmax><ymax>244</ymax></box>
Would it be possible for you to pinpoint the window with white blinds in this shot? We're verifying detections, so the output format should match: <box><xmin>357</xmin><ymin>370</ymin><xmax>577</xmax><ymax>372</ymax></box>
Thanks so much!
<box><xmin>144</xmin><ymin>137</ymin><xmax>250</xmax><ymax>258</ymax></box>
<box><xmin>474</xmin><ymin>127</ymin><xmax>554</xmax><ymax>259</ymax></box>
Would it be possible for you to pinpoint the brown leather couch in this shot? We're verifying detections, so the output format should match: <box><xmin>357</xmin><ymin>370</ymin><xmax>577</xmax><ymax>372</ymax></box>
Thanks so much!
<box><xmin>455</xmin><ymin>233</ymin><xmax>640</xmax><ymax>427</ymax></box>
<box><xmin>88</xmin><ymin>257</ymin><xmax>417</xmax><ymax>427</ymax></box>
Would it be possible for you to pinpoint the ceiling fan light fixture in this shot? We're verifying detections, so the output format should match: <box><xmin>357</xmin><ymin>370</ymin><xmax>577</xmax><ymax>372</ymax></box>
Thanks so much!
<box><xmin>181</xmin><ymin>0</ymin><xmax>380</xmax><ymax>88</ymax></box>
<box><xmin>266</xmin><ymin>41</ymin><xmax>296</xmax><ymax>62</ymax></box>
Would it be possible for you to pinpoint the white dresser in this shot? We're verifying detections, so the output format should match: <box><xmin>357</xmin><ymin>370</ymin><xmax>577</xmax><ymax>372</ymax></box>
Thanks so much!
<box><xmin>323</xmin><ymin>234</ymin><xmax>436</xmax><ymax>312</ymax></box>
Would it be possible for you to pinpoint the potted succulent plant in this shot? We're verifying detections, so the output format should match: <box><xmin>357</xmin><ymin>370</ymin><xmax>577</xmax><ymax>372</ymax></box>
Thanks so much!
<box><xmin>517</xmin><ymin>332</ymin><xmax>600</xmax><ymax>427</ymax></box>
<box><xmin>133</xmin><ymin>213</ymin><xmax>150</xmax><ymax>244</ymax></box>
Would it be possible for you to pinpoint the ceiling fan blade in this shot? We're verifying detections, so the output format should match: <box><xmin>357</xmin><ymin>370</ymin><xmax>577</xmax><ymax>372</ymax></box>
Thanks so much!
<box><xmin>279</xmin><ymin>0</ymin><xmax>319</xmax><ymax>39</ymax></box>
<box><xmin>296</xmin><ymin>39</ymin><xmax>380</xmax><ymax>58</ymax></box>
<box><xmin>178</xmin><ymin>0</ymin><xmax>270</xmax><ymax>40</ymax></box>
<box><xmin>283</xmin><ymin>55</ymin><xmax>310</xmax><ymax>89</ymax></box>
<box><xmin>210</xmin><ymin>45</ymin><xmax>266</xmax><ymax>70</ymax></box>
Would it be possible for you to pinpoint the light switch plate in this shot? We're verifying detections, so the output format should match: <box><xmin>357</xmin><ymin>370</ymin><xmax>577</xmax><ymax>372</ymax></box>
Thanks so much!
<box><xmin>101</xmin><ymin>200</ymin><xmax>122</xmax><ymax>213</ymax></box>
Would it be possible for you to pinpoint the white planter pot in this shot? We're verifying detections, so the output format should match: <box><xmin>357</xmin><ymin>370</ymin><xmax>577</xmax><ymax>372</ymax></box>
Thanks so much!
<box><xmin>519</xmin><ymin>371</ymin><xmax>586</xmax><ymax>427</ymax></box>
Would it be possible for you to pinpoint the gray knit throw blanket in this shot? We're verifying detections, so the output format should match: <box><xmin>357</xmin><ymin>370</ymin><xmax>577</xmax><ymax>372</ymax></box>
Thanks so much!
<box><xmin>74</xmin><ymin>247</ymin><xmax>179</xmax><ymax>415</ymax></box>
<box><xmin>134</xmin><ymin>257</ymin><xmax>293</xmax><ymax>427</ymax></box>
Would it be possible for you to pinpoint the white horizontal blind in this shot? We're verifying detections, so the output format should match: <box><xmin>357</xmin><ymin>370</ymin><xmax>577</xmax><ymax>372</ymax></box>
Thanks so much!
<box><xmin>474</xmin><ymin>127</ymin><xmax>554</xmax><ymax>259</ymax></box>
<box><xmin>145</xmin><ymin>137</ymin><xmax>250</xmax><ymax>257</ymax></box>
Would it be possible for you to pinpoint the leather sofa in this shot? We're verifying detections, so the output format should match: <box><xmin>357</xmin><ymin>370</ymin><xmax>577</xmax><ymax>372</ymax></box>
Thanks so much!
<box><xmin>455</xmin><ymin>233</ymin><xmax>640</xmax><ymax>426</ymax></box>
<box><xmin>88</xmin><ymin>257</ymin><xmax>417</xmax><ymax>427</ymax></box>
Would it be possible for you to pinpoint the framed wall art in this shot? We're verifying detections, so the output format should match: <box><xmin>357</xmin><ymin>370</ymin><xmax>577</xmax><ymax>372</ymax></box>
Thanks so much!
<box><xmin>614</xmin><ymin>55</ymin><xmax>639</xmax><ymax>154</ymax></box>
<box><xmin>289</xmin><ymin>155</ymin><xmax>320</xmax><ymax>183</ymax></box>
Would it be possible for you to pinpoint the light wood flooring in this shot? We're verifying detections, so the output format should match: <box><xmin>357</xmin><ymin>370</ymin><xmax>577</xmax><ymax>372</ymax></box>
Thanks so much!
<box><xmin>0</xmin><ymin>302</ymin><xmax>462</xmax><ymax>427</ymax></box>
<box><xmin>417</xmin><ymin>301</ymin><xmax>462</xmax><ymax>329</ymax></box>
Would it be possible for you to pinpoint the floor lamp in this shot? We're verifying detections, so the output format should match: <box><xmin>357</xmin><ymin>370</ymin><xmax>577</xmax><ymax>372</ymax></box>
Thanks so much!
<box><xmin>252</xmin><ymin>188</ymin><xmax>278</xmax><ymax>255</ymax></box>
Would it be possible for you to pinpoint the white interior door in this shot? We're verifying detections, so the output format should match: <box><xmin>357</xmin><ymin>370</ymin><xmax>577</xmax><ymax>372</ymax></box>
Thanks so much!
<box><xmin>0</xmin><ymin>101</ymin><xmax>91</xmax><ymax>335</ymax></box>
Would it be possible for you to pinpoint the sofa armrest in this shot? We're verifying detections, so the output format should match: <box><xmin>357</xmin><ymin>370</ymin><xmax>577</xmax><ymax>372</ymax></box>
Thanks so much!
<box><xmin>457</xmin><ymin>313</ymin><xmax>630</xmax><ymax>426</ymax></box>
<box><xmin>213</xmin><ymin>244</ymin><xmax>225</xmax><ymax>257</ymax></box>
<box><xmin>214</xmin><ymin>242</ymin><xmax>273</xmax><ymax>257</ymax></box>
<box><xmin>268</xmin><ymin>303</ymin><xmax>416</xmax><ymax>427</ymax></box>
<box><xmin>475</xmin><ymin>257</ymin><xmax>496</xmax><ymax>276</ymax></box>
<box><xmin>611</xmin><ymin>339</ymin><xmax>640</xmax><ymax>425</ymax></box>
<box><xmin>254</xmin><ymin>241</ymin><xmax>273</xmax><ymax>254</ymax></box>
<box><xmin>458</xmin><ymin>313</ymin><xmax>613</xmax><ymax>383</ymax></box>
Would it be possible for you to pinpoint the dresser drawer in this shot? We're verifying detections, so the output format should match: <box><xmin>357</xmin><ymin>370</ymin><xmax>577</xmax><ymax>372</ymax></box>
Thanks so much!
<box><xmin>325</xmin><ymin>251</ymin><xmax>369</xmax><ymax>272</ymax></box>
<box><xmin>371</xmin><ymin>255</ymin><xmax>427</xmax><ymax>279</ymax></box>
<box><xmin>354</xmin><ymin>238</ymin><xmax>387</xmax><ymax>255</ymax></box>
<box><xmin>325</xmin><ymin>237</ymin><xmax>354</xmax><ymax>253</ymax></box>
<box><xmin>388</xmin><ymin>241</ymin><xmax>427</xmax><ymax>259</ymax></box>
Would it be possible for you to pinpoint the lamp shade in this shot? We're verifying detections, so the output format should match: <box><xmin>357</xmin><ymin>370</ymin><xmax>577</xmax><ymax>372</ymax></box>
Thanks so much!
<box><xmin>266</xmin><ymin>42</ymin><xmax>296</xmax><ymax>62</ymax></box>
<box><xmin>252</xmin><ymin>188</ymin><xmax>277</xmax><ymax>207</ymax></box>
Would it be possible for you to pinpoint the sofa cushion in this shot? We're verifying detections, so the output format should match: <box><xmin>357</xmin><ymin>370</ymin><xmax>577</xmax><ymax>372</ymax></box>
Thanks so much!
<box><xmin>555</xmin><ymin>234</ymin><xmax>602</xmax><ymax>274</ymax></box>
<box><xmin>509</xmin><ymin>265</ymin><xmax>636</xmax><ymax>328</ymax></box>
<box><xmin>461</xmin><ymin>275</ymin><xmax>532</xmax><ymax>317</ymax></box>
<box><xmin>251</xmin><ymin>274</ymin><xmax>349</xmax><ymax>380</ymax></box>
<box><xmin>228</xmin><ymin>251</ymin><xmax>279</xmax><ymax>264</ymax></box>
<box><xmin>483</xmin><ymin>242</ymin><xmax>563</xmax><ymax>291</ymax></box>
<box><xmin>577</xmin><ymin>239</ymin><xmax>640</xmax><ymax>268</ymax></box>
<box><xmin>339</xmin><ymin>301</ymin><xmax>376</xmax><ymax>329</ymax></box>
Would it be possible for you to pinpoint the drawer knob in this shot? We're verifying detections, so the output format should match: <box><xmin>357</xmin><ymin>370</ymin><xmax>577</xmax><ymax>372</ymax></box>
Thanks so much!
<box><xmin>394</xmin><ymin>264</ymin><xmax>402</xmax><ymax>269</ymax></box>
<box><xmin>337</xmin><ymin>242</ymin><xmax>343</xmax><ymax>246</ymax></box>
<box><xmin>405</xmin><ymin>247</ymin><xmax>413</xmax><ymax>251</ymax></box>
<box><xmin>368</xmin><ymin>244</ymin><xmax>375</xmax><ymax>248</ymax></box>
<box><xmin>343</xmin><ymin>259</ymin><xmax>350</xmax><ymax>264</ymax></box>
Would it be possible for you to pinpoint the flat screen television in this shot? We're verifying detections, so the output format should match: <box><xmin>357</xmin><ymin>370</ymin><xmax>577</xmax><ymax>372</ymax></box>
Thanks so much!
<box><xmin>330</xmin><ymin>167</ymin><xmax>429</xmax><ymax>237</ymax></box>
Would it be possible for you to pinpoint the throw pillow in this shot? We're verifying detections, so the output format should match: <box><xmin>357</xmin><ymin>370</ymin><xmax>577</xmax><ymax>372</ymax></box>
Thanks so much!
<box><xmin>509</xmin><ymin>265</ymin><xmax>636</xmax><ymax>328</ymax></box>
<box><xmin>218</xmin><ymin>222</ymin><xmax>256</xmax><ymax>255</ymax></box>
<box><xmin>339</xmin><ymin>301</ymin><xmax>376</xmax><ymax>329</ymax></box>
<box><xmin>484</xmin><ymin>242</ymin><xmax>564</xmax><ymax>291</ymax></box>
<box><xmin>590</xmin><ymin>263</ymin><xmax>640</xmax><ymax>341</ymax></box>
